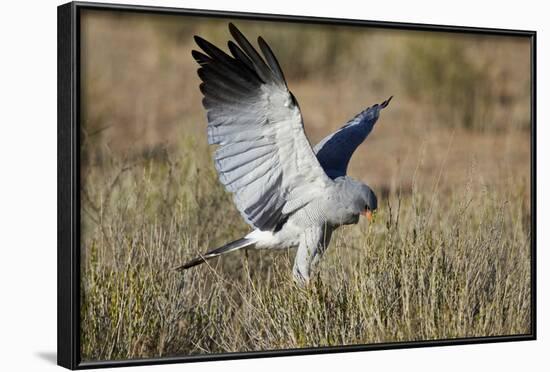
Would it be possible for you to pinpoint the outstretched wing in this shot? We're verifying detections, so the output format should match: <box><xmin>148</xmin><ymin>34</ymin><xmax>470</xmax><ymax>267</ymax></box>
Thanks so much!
<box><xmin>194</xmin><ymin>23</ymin><xmax>332</xmax><ymax>231</ymax></box>
<box><xmin>313</xmin><ymin>97</ymin><xmax>392</xmax><ymax>179</ymax></box>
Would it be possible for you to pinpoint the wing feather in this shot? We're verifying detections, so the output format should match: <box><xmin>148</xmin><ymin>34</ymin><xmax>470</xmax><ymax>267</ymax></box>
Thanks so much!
<box><xmin>228</xmin><ymin>23</ymin><xmax>273</xmax><ymax>83</ymax></box>
<box><xmin>313</xmin><ymin>97</ymin><xmax>391</xmax><ymax>179</ymax></box>
<box><xmin>227</xmin><ymin>41</ymin><xmax>256</xmax><ymax>72</ymax></box>
<box><xmin>257</xmin><ymin>36</ymin><xmax>287</xmax><ymax>86</ymax></box>
<box><xmin>194</xmin><ymin>23</ymin><xmax>332</xmax><ymax>230</ymax></box>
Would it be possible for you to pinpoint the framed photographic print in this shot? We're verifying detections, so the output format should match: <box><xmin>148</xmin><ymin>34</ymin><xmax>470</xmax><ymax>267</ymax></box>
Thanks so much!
<box><xmin>58</xmin><ymin>1</ymin><xmax>536</xmax><ymax>369</ymax></box>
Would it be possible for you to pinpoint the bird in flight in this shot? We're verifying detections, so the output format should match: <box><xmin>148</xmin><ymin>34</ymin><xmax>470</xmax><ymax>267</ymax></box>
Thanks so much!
<box><xmin>175</xmin><ymin>23</ymin><xmax>392</xmax><ymax>285</ymax></box>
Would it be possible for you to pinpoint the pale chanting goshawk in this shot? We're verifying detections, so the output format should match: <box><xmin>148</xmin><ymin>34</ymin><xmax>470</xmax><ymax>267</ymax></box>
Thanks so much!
<box><xmin>176</xmin><ymin>23</ymin><xmax>392</xmax><ymax>285</ymax></box>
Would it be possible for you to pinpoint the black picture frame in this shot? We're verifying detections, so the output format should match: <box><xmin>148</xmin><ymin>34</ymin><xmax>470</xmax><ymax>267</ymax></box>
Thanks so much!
<box><xmin>58</xmin><ymin>1</ymin><xmax>537</xmax><ymax>369</ymax></box>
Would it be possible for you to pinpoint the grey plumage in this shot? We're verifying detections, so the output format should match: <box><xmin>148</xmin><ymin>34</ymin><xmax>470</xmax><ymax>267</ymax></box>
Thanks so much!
<box><xmin>176</xmin><ymin>23</ymin><xmax>391</xmax><ymax>284</ymax></box>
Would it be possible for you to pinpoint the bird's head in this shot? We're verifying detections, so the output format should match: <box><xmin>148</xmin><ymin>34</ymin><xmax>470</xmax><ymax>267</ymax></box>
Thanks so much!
<box><xmin>335</xmin><ymin>178</ymin><xmax>378</xmax><ymax>224</ymax></box>
<box><xmin>357</xmin><ymin>183</ymin><xmax>378</xmax><ymax>222</ymax></box>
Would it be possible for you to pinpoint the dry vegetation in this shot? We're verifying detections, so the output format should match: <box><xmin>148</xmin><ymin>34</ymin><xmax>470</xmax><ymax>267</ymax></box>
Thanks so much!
<box><xmin>79</xmin><ymin>10</ymin><xmax>532</xmax><ymax>362</ymax></box>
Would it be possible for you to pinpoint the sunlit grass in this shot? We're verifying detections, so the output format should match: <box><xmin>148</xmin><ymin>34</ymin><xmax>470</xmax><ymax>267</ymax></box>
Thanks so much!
<box><xmin>80</xmin><ymin>136</ymin><xmax>531</xmax><ymax>361</ymax></box>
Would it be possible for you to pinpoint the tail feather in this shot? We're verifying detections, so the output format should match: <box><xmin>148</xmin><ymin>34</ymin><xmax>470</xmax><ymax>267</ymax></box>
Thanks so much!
<box><xmin>174</xmin><ymin>238</ymin><xmax>255</xmax><ymax>271</ymax></box>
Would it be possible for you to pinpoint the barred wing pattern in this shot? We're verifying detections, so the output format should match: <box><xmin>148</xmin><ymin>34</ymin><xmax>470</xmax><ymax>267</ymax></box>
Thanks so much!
<box><xmin>194</xmin><ymin>23</ymin><xmax>332</xmax><ymax>231</ymax></box>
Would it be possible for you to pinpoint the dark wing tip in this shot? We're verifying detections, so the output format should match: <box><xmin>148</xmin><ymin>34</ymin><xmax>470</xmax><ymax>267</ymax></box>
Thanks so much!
<box><xmin>194</xmin><ymin>35</ymin><xmax>224</xmax><ymax>55</ymax></box>
<box><xmin>228</xmin><ymin>22</ymin><xmax>241</xmax><ymax>40</ymax></box>
<box><xmin>227</xmin><ymin>23</ymin><xmax>251</xmax><ymax>51</ymax></box>
<box><xmin>193</xmin><ymin>35</ymin><xmax>214</xmax><ymax>52</ymax></box>
<box><xmin>257</xmin><ymin>36</ymin><xmax>287</xmax><ymax>86</ymax></box>
<box><xmin>227</xmin><ymin>23</ymin><xmax>274</xmax><ymax>84</ymax></box>
<box><xmin>380</xmin><ymin>95</ymin><xmax>393</xmax><ymax>108</ymax></box>
<box><xmin>193</xmin><ymin>35</ymin><xmax>203</xmax><ymax>45</ymax></box>
<box><xmin>228</xmin><ymin>22</ymin><xmax>238</xmax><ymax>33</ymax></box>
<box><xmin>192</xmin><ymin>50</ymin><xmax>211</xmax><ymax>65</ymax></box>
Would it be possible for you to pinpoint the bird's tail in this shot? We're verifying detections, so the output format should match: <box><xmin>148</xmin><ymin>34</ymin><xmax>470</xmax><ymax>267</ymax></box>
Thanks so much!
<box><xmin>173</xmin><ymin>238</ymin><xmax>256</xmax><ymax>271</ymax></box>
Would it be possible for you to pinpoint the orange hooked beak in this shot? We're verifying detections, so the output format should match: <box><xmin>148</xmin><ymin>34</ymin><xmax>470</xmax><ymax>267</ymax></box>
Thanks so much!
<box><xmin>361</xmin><ymin>209</ymin><xmax>374</xmax><ymax>222</ymax></box>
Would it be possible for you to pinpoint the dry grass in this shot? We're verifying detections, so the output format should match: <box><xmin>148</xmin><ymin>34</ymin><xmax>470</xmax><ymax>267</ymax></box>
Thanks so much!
<box><xmin>79</xmin><ymin>10</ymin><xmax>532</xmax><ymax>362</ymax></box>
<box><xmin>80</xmin><ymin>134</ymin><xmax>531</xmax><ymax>361</ymax></box>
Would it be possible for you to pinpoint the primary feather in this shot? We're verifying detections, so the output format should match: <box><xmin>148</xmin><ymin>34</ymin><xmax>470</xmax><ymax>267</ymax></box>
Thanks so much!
<box><xmin>194</xmin><ymin>22</ymin><xmax>332</xmax><ymax>232</ymax></box>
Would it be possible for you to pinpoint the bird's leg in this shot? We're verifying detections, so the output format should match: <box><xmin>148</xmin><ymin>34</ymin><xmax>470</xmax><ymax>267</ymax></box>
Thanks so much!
<box><xmin>292</xmin><ymin>240</ymin><xmax>315</xmax><ymax>287</ymax></box>
<box><xmin>292</xmin><ymin>226</ymin><xmax>330</xmax><ymax>287</ymax></box>
<box><xmin>243</xmin><ymin>248</ymin><xmax>251</xmax><ymax>282</ymax></box>
<box><xmin>292</xmin><ymin>259</ymin><xmax>311</xmax><ymax>287</ymax></box>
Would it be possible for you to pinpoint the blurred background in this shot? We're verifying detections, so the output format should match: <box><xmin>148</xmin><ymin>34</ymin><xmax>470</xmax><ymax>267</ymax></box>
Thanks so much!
<box><xmin>80</xmin><ymin>9</ymin><xmax>531</xmax><ymax>197</ymax></box>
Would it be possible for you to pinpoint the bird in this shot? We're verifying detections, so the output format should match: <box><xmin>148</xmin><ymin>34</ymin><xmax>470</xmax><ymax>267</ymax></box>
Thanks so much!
<box><xmin>175</xmin><ymin>23</ymin><xmax>392</xmax><ymax>285</ymax></box>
